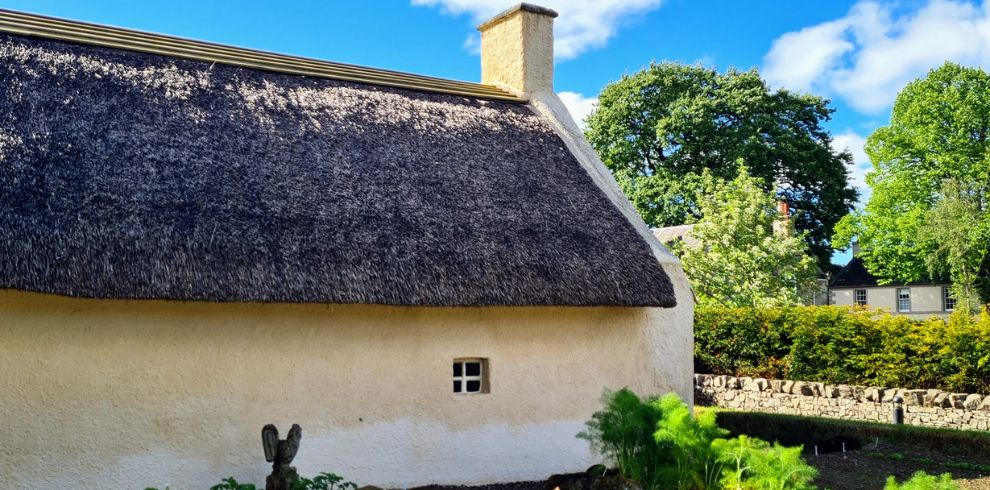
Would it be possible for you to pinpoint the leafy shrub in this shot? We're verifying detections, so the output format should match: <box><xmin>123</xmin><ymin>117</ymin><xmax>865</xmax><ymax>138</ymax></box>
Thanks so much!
<box><xmin>578</xmin><ymin>388</ymin><xmax>671</xmax><ymax>487</ymax></box>
<box><xmin>150</xmin><ymin>472</ymin><xmax>356</xmax><ymax>490</ymax></box>
<box><xmin>580</xmin><ymin>388</ymin><xmax>817</xmax><ymax>489</ymax></box>
<box><xmin>210</xmin><ymin>477</ymin><xmax>256</xmax><ymax>490</ymax></box>
<box><xmin>693</xmin><ymin>307</ymin><xmax>791</xmax><ymax>379</ymax></box>
<box><xmin>293</xmin><ymin>472</ymin><xmax>358</xmax><ymax>490</ymax></box>
<box><xmin>695</xmin><ymin>306</ymin><xmax>990</xmax><ymax>393</ymax></box>
<box><xmin>652</xmin><ymin>393</ymin><xmax>730</xmax><ymax>489</ymax></box>
<box><xmin>713</xmin><ymin>436</ymin><xmax>816</xmax><ymax>490</ymax></box>
<box><xmin>884</xmin><ymin>471</ymin><xmax>959</xmax><ymax>490</ymax></box>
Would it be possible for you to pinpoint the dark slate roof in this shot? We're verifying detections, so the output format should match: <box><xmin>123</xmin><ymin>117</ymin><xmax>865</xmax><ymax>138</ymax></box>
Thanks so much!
<box><xmin>828</xmin><ymin>258</ymin><xmax>880</xmax><ymax>288</ymax></box>
<box><xmin>0</xmin><ymin>29</ymin><xmax>675</xmax><ymax>307</ymax></box>
<box><xmin>829</xmin><ymin>257</ymin><xmax>947</xmax><ymax>289</ymax></box>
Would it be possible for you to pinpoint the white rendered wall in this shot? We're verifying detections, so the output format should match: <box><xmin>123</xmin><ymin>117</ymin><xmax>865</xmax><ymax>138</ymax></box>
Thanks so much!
<box><xmin>831</xmin><ymin>285</ymin><xmax>950</xmax><ymax>318</ymax></box>
<box><xmin>0</xmin><ymin>289</ymin><xmax>692</xmax><ymax>489</ymax></box>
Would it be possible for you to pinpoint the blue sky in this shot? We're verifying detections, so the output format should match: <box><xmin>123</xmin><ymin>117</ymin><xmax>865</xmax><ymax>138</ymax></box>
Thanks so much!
<box><xmin>6</xmin><ymin>0</ymin><xmax>990</xmax><ymax>263</ymax></box>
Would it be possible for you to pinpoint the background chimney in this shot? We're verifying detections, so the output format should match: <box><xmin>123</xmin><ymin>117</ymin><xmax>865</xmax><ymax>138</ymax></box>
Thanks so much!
<box><xmin>776</xmin><ymin>200</ymin><xmax>790</xmax><ymax>217</ymax></box>
<box><xmin>477</xmin><ymin>3</ymin><xmax>558</xmax><ymax>97</ymax></box>
<box><xmin>772</xmin><ymin>200</ymin><xmax>791</xmax><ymax>236</ymax></box>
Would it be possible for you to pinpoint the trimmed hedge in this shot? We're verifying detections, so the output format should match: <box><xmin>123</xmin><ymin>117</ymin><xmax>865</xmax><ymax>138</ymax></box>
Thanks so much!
<box><xmin>694</xmin><ymin>306</ymin><xmax>990</xmax><ymax>393</ymax></box>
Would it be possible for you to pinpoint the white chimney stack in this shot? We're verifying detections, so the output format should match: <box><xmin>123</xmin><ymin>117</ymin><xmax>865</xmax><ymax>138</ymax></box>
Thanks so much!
<box><xmin>477</xmin><ymin>3</ymin><xmax>558</xmax><ymax>98</ymax></box>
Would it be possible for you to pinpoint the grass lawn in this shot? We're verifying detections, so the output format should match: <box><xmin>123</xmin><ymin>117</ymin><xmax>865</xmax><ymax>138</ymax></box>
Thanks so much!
<box><xmin>707</xmin><ymin>409</ymin><xmax>990</xmax><ymax>489</ymax></box>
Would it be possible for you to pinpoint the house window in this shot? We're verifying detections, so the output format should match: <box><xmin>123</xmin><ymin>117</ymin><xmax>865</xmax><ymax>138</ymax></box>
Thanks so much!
<box><xmin>854</xmin><ymin>289</ymin><xmax>867</xmax><ymax>307</ymax></box>
<box><xmin>897</xmin><ymin>288</ymin><xmax>911</xmax><ymax>312</ymax></box>
<box><xmin>943</xmin><ymin>287</ymin><xmax>955</xmax><ymax>312</ymax></box>
<box><xmin>453</xmin><ymin>358</ymin><xmax>488</xmax><ymax>394</ymax></box>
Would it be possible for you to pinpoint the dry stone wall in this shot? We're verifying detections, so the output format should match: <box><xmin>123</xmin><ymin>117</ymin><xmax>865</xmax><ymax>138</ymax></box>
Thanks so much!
<box><xmin>695</xmin><ymin>374</ymin><xmax>990</xmax><ymax>431</ymax></box>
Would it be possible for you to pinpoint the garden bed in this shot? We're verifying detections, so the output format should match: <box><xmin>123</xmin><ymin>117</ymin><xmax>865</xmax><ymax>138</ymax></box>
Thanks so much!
<box><xmin>712</xmin><ymin>410</ymin><xmax>990</xmax><ymax>489</ymax></box>
<box><xmin>409</xmin><ymin>482</ymin><xmax>543</xmax><ymax>490</ymax></box>
<box><xmin>808</xmin><ymin>439</ymin><xmax>990</xmax><ymax>489</ymax></box>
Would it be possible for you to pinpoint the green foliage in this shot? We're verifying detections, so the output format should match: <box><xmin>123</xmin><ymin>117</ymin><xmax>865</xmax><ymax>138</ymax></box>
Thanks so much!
<box><xmin>581</xmin><ymin>389</ymin><xmax>816</xmax><ymax>490</ymax></box>
<box><xmin>834</xmin><ymin>62</ymin><xmax>990</xmax><ymax>304</ymax></box>
<box><xmin>210</xmin><ymin>477</ymin><xmax>257</xmax><ymax>490</ymax></box>
<box><xmin>653</xmin><ymin>393</ymin><xmax>729</xmax><ymax>488</ymax></box>
<box><xmin>292</xmin><ymin>472</ymin><xmax>357</xmax><ymax>490</ymax></box>
<box><xmin>713</xmin><ymin>436</ymin><xmax>816</xmax><ymax>490</ymax></box>
<box><xmin>919</xmin><ymin>179</ymin><xmax>990</xmax><ymax>312</ymax></box>
<box><xmin>151</xmin><ymin>472</ymin><xmax>356</xmax><ymax>490</ymax></box>
<box><xmin>578</xmin><ymin>388</ymin><xmax>671</xmax><ymax>487</ymax></box>
<box><xmin>585</xmin><ymin>62</ymin><xmax>856</xmax><ymax>269</ymax></box>
<box><xmin>695</xmin><ymin>306</ymin><xmax>990</xmax><ymax>393</ymax></box>
<box><xmin>669</xmin><ymin>167</ymin><xmax>818</xmax><ymax>307</ymax></box>
<box><xmin>884</xmin><ymin>472</ymin><xmax>959</xmax><ymax>490</ymax></box>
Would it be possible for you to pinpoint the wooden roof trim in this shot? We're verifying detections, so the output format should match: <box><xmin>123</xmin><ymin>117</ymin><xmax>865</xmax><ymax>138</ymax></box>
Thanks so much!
<box><xmin>0</xmin><ymin>9</ymin><xmax>524</xmax><ymax>102</ymax></box>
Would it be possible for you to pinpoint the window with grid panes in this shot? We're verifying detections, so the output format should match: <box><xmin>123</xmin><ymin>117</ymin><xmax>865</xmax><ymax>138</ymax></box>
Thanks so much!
<box><xmin>453</xmin><ymin>359</ymin><xmax>488</xmax><ymax>394</ymax></box>
<box><xmin>943</xmin><ymin>286</ymin><xmax>955</xmax><ymax>312</ymax></box>
<box><xmin>854</xmin><ymin>289</ymin><xmax>867</xmax><ymax>306</ymax></box>
<box><xmin>897</xmin><ymin>288</ymin><xmax>911</xmax><ymax>312</ymax></box>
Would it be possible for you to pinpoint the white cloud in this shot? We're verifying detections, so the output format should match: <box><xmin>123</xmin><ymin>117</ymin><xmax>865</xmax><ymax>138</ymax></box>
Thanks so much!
<box><xmin>557</xmin><ymin>91</ymin><xmax>598</xmax><ymax>129</ymax></box>
<box><xmin>411</xmin><ymin>0</ymin><xmax>663</xmax><ymax>60</ymax></box>
<box><xmin>763</xmin><ymin>0</ymin><xmax>990</xmax><ymax>113</ymax></box>
<box><xmin>762</xmin><ymin>19</ymin><xmax>854</xmax><ymax>94</ymax></box>
<box><xmin>462</xmin><ymin>34</ymin><xmax>480</xmax><ymax>54</ymax></box>
<box><xmin>831</xmin><ymin>130</ymin><xmax>873</xmax><ymax>204</ymax></box>
<box><xmin>832</xmin><ymin>131</ymin><xmax>869</xmax><ymax>165</ymax></box>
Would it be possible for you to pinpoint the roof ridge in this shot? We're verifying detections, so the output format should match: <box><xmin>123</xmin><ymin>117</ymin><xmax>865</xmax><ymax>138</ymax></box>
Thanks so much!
<box><xmin>0</xmin><ymin>8</ymin><xmax>524</xmax><ymax>102</ymax></box>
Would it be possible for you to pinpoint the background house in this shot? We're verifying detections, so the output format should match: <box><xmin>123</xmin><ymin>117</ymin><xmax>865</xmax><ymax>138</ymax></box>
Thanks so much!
<box><xmin>829</xmin><ymin>245</ymin><xmax>953</xmax><ymax>318</ymax></box>
<box><xmin>0</xmin><ymin>5</ymin><xmax>692</xmax><ymax>488</ymax></box>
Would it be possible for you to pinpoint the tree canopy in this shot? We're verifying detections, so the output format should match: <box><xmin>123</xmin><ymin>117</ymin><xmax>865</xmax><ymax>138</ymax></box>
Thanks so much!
<box><xmin>833</xmin><ymin>62</ymin><xmax>990</xmax><ymax>308</ymax></box>
<box><xmin>666</xmin><ymin>167</ymin><xmax>818</xmax><ymax>307</ymax></box>
<box><xmin>585</xmin><ymin>62</ymin><xmax>857</xmax><ymax>270</ymax></box>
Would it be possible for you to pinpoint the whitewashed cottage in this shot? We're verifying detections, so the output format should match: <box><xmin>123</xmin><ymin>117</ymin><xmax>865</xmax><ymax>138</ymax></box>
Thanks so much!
<box><xmin>0</xmin><ymin>4</ymin><xmax>693</xmax><ymax>488</ymax></box>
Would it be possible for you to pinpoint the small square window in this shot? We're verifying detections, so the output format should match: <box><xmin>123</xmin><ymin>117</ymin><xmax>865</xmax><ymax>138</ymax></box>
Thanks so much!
<box><xmin>453</xmin><ymin>358</ymin><xmax>488</xmax><ymax>395</ymax></box>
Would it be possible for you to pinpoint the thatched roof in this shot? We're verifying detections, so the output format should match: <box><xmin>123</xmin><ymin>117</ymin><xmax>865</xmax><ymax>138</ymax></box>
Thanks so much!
<box><xmin>0</xmin><ymin>20</ymin><xmax>675</xmax><ymax>307</ymax></box>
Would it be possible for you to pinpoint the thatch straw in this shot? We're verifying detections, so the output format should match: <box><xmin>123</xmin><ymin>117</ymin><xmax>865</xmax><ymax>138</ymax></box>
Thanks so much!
<box><xmin>0</xmin><ymin>33</ymin><xmax>675</xmax><ymax>307</ymax></box>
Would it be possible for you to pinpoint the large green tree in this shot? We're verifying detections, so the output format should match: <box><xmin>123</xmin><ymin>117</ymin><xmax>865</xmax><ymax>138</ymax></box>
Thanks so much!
<box><xmin>833</xmin><ymin>62</ymin><xmax>990</xmax><ymax>307</ymax></box>
<box><xmin>585</xmin><ymin>63</ymin><xmax>857</xmax><ymax>270</ymax></box>
<box><xmin>919</xmin><ymin>180</ymin><xmax>990</xmax><ymax>311</ymax></box>
<box><xmin>667</xmin><ymin>167</ymin><xmax>818</xmax><ymax>307</ymax></box>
